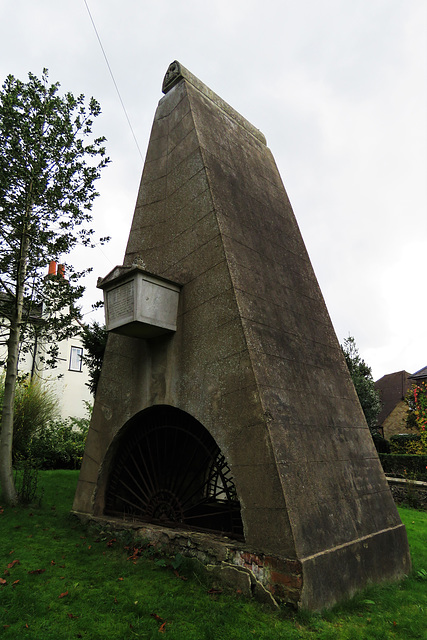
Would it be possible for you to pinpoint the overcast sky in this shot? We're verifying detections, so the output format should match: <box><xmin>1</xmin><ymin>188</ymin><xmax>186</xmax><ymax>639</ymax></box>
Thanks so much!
<box><xmin>1</xmin><ymin>0</ymin><xmax>426</xmax><ymax>380</ymax></box>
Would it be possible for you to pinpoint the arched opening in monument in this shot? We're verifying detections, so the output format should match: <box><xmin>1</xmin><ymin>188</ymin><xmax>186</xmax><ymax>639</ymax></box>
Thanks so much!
<box><xmin>104</xmin><ymin>405</ymin><xmax>244</xmax><ymax>539</ymax></box>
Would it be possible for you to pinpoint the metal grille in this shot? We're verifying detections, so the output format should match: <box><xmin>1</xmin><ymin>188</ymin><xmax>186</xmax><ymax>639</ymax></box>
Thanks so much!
<box><xmin>104</xmin><ymin>406</ymin><xmax>243</xmax><ymax>539</ymax></box>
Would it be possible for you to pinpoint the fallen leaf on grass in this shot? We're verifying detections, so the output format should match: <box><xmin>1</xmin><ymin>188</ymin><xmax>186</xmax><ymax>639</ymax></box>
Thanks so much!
<box><xmin>7</xmin><ymin>560</ymin><xmax>20</xmax><ymax>569</ymax></box>
<box><xmin>118</xmin><ymin>577</ymin><xmax>124</xmax><ymax>581</ymax></box>
<box><xmin>59</xmin><ymin>591</ymin><xmax>69</xmax><ymax>599</ymax></box>
<box><xmin>12</xmin><ymin>580</ymin><xmax>20</xmax><ymax>586</ymax></box>
<box><xmin>173</xmin><ymin>570</ymin><xmax>188</xmax><ymax>581</ymax></box>
<box><xmin>0</xmin><ymin>578</ymin><xmax>7</xmax><ymax>585</ymax></box>
<box><xmin>106</xmin><ymin>538</ymin><xmax>117</xmax><ymax>547</ymax></box>
<box><xmin>127</xmin><ymin>547</ymin><xmax>143</xmax><ymax>562</ymax></box>
<box><xmin>51</xmin><ymin>561</ymin><xmax>56</xmax><ymax>566</ymax></box>
<box><xmin>28</xmin><ymin>569</ymin><xmax>46</xmax><ymax>575</ymax></box>
<box><xmin>208</xmin><ymin>588</ymin><xmax>223</xmax><ymax>595</ymax></box>
<box><xmin>151</xmin><ymin>614</ymin><xmax>164</xmax><ymax>623</ymax></box>
<box><xmin>159</xmin><ymin>622</ymin><xmax>167</xmax><ymax>633</ymax></box>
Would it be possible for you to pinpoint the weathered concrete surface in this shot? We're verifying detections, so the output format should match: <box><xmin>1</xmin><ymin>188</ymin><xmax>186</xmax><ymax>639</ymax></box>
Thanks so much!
<box><xmin>73</xmin><ymin>61</ymin><xmax>411</xmax><ymax>610</ymax></box>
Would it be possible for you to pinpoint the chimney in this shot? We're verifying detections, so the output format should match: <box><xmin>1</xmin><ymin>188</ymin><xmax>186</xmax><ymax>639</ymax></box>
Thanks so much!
<box><xmin>57</xmin><ymin>264</ymin><xmax>65</xmax><ymax>278</ymax></box>
<box><xmin>48</xmin><ymin>261</ymin><xmax>57</xmax><ymax>276</ymax></box>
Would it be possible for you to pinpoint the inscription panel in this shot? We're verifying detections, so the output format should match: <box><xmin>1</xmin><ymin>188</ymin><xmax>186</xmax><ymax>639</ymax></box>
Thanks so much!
<box><xmin>107</xmin><ymin>280</ymin><xmax>134</xmax><ymax>323</ymax></box>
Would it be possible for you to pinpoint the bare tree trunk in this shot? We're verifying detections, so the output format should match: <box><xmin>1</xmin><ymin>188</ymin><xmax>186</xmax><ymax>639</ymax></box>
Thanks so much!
<box><xmin>0</xmin><ymin>205</ymin><xmax>30</xmax><ymax>504</ymax></box>
<box><xmin>0</xmin><ymin>316</ymin><xmax>20</xmax><ymax>504</ymax></box>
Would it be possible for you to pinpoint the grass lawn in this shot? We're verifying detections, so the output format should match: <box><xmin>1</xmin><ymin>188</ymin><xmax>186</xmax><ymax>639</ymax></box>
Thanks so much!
<box><xmin>0</xmin><ymin>471</ymin><xmax>426</xmax><ymax>639</ymax></box>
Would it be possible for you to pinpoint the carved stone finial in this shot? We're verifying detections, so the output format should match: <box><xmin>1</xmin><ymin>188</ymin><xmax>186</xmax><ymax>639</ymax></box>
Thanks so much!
<box><xmin>162</xmin><ymin>61</ymin><xmax>183</xmax><ymax>94</ymax></box>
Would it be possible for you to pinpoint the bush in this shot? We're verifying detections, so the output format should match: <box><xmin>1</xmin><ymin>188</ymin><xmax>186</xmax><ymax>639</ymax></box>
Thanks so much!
<box><xmin>0</xmin><ymin>374</ymin><xmax>60</xmax><ymax>458</ymax></box>
<box><xmin>372</xmin><ymin>432</ymin><xmax>391</xmax><ymax>453</ymax></box>
<box><xmin>28</xmin><ymin>412</ymin><xmax>90</xmax><ymax>469</ymax></box>
<box><xmin>1</xmin><ymin>374</ymin><xmax>91</xmax><ymax>469</ymax></box>
<box><xmin>379</xmin><ymin>453</ymin><xmax>427</xmax><ymax>481</ymax></box>
<box><xmin>405</xmin><ymin>381</ymin><xmax>427</xmax><ymax>452</ymax></box>
<box><xmin>390</xmin><ymin>433</ymin><xmax>422</xmax><ymax>455</ymax></box>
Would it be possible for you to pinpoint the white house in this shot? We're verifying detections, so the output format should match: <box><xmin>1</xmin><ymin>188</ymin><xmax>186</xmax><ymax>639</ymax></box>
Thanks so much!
<box><xmin>31</xmin><ymin>325</ymin><xmax>93</xmax><ymax>420</ymax></box>
<box><xmin>1</xmin><ymin>262</ymin><xmax>93</xmax><ymax>420</ymax></box>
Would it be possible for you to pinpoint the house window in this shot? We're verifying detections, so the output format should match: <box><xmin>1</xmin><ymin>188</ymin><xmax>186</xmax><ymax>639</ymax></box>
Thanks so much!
<box><xmin>69</xmin><ymin>346</ymin><xmax>83</xmax><ymax>372</ymax></box>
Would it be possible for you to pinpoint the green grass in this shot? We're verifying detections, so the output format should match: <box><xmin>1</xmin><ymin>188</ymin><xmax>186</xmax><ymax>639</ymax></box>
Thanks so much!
<box><xmin>1</xmin><ymin>471</ymin><xmax>427</xmax><ymax>639</ymax></box>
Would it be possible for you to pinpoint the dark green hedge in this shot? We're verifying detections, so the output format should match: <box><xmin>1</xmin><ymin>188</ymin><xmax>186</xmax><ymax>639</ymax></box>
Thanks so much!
<box><xmin>379</xmin><ymin>453</ymin><xmax>427</xmax><ymax>481</ymax></box>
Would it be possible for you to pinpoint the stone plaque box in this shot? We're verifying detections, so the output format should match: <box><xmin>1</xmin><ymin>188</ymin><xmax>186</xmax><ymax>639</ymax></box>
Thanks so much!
<box><xmin>98</xmin><ymin>266</ymin><xmax>181</xmax><ymax>338</ymax></box>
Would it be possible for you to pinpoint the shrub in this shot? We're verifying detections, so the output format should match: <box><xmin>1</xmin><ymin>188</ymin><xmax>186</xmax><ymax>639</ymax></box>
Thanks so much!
<box><xmin>372</xmin><ymin>432</ymin><xmax>391</xmax><ymax>453</ymax></box>
<box><xmin>390</xmin><ymin>433</ymin><xmax>422</xmax><ymax>455</ymax></box>
<box><xmin>405</xmin><ymin>381</ymin><xmax>427</xmax><ymax>452</ymax></box>
<box><xmin>28</xmin><ymin>420</ymin><xmax>86</xmax><ymax>469</ymax></box>
<box><xmin>0</xmin><ymin>374</ymin><xmax>60</xmax><ymax>458</ymax></box>
<box><xmin>28</xmin><ymin>408</ymin><xmax>91</xmax><ymax>469</ymax></box>
<box><xmin>379</xmin><ymin>453</ymin><xmax>427</xmax><ymax>481</ymax></box>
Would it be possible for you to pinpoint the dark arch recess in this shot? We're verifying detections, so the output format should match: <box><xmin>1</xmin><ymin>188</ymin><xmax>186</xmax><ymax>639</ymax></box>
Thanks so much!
<box><xmin>104</xmin><ymin>405</ymin><xmax>244</xmax><ymax>539</ymax></box>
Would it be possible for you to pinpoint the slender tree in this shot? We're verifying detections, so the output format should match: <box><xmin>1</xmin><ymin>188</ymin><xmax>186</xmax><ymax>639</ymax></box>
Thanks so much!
<box><xmin>341</xmin><ymin>335</ymin><xmax>381</xmax><ymax>431</ymax></box>
<box><xmin>0</xmin><ymin>69</ymin><xmax>109</xmax><ymax>503</ymax></box>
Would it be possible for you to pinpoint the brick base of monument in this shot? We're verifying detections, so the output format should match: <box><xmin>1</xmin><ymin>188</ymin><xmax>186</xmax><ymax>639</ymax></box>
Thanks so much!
<box><xmin>71</xmin><ymin>512</ymin><xmax>302</xmax><ymax>609</ymax></box>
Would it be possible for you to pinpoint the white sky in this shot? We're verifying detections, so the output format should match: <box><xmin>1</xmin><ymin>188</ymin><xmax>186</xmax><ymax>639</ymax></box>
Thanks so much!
<box><xmin>1</xmin><ymin>0</ymin><xmax>426</xmax><ymax>380</ymax></box>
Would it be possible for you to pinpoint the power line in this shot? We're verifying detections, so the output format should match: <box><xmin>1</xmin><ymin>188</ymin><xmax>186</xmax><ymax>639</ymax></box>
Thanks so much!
<box><xmin>83</xmin><ymin>0</ymin><xmax>144</xmax><ymax>161</ymax></box>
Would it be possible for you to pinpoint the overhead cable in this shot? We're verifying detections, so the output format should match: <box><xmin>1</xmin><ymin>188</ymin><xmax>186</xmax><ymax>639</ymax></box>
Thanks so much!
<box><xmin>83</xmin><ymin>0</ymin><xmax>144</xmax><ymax>161</ymax></box>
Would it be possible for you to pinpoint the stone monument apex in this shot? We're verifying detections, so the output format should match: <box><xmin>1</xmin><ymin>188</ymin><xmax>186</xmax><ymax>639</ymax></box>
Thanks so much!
<box><xmin>73</xmin><ymin>61</ymin><xmax>411</xmax><ymax>610</ymax></box>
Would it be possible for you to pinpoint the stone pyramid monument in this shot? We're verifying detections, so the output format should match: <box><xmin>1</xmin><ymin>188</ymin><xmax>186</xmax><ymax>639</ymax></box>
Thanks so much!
<box><xmin>73</xmin><ymin>61</ymin><xmax>411</xmax><ymax>610</ymax></box>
